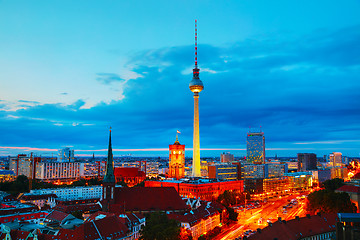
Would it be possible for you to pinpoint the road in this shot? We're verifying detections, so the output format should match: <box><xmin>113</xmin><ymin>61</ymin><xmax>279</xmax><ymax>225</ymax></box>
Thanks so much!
<box><xmin>213</xmin><ymin>191</ymin><xmax>309</xmax><ymax>240</ymax></box>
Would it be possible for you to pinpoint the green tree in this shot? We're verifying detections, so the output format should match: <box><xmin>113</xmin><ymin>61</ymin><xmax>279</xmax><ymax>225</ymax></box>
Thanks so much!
<box><xmin>307</xmin><ymin>189</ymin><xmax>357</xmax><ymax>214</ymax></box>
<box><xmin>322</xmin><ymin>178</ymin><xmax>344</xmax><ymax>191</ymax></box>
<box><xmin>140</xmin><ymin>212</ymin><xmax>181</xmax><ymax>240</ymax></box>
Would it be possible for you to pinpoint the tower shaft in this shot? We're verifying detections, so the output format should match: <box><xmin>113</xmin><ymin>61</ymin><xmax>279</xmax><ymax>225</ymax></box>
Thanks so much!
<box><xmin>192</xmin><ymin>93</ymin><xmax>201</xmax><ymax>177</ymax></box>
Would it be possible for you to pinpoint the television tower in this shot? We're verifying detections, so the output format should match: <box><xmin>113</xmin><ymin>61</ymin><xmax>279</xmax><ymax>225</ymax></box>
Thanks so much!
<box><xmin>189</xmin><ymin>20</ymin><xmax>204</xmax><ymax>177</ymax></box>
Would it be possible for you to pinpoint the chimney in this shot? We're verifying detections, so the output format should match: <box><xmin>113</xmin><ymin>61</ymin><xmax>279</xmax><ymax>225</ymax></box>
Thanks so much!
<box><xmin>278</xmin><ymin>217</ymin><xmax>282</xmax><ymax>222</ymax></box>
<box><xmin>306</xmin><ymin>214</ymin><xmax>311</xmax><ymax>218</ymax></box>
<box><xmin>295</xmin><ymin>216</ymin><xmax>300</xmax><ymax>220</ymax></box>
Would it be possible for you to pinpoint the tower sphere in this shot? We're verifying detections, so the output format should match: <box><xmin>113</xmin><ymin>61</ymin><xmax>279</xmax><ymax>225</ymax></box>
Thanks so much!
<box><xmin>189</xmin><ymin>75</ymin><xmax>204</xmax><ymax>93</ymax></box>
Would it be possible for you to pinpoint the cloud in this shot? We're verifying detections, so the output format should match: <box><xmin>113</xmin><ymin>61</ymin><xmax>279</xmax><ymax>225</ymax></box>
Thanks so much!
<box><xmin>1</xmin><ymin>25</ymin><xmax>360</xmax><ymax>156</ymax></box>
<box><xmin>96</xmin><ymin>73</ymin><xmax>125</xmax><ymax>85</ymax></box>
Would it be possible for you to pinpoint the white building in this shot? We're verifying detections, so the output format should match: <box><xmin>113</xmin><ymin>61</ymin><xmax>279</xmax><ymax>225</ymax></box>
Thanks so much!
<box><xmin>30</xmin><ymin>185</ymin><xmax>103</xmax><ymax>200</ymax></box>
<box><xmin>58</xmin><ymin>147</ymin><xmax>74</xmax><ymax>162</ymax></box>
<box><xmin>35</xmin><ymin>161</ymin><xmax>80</xmax><ymax>180</ymax></box>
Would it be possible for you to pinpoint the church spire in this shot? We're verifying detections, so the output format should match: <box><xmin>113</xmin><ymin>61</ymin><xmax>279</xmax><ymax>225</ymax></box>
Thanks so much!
<box><xmin>103</xmin><ymin>127</ymin><xmax>115</xmax><ymax>183</ymax></box>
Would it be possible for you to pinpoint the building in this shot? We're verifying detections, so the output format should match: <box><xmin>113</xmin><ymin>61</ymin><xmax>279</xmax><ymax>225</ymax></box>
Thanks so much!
<box><xmin>168</xmin><ymin>135</ymin><xmax>185</xmax><ymax>179</ymax></box>
<box><xmin>335</xmin><ymin>185</ymin><xmax>360</xmax><ymax>212</ymax></box>
<box><xmin>145</xmin><ymin>178</ymin><xmax>244</xmax><ymax>201</ymax></box>
<box><xmin>336</xmin><ymin>213</ymin><xmax>360</xmax><ymax>240</ymax></box>
<box><xmin>267</xmin><ymin>163</ymin><xmax>288</xmax><ymax>178</ymax></box>
<box><xmin>19</xmin><ymin>194</ymin><xmax>57</xmax><ymax>208</ymax></box>
<box><xmin>330</xmin><ymin>152</ymin><xmax>343</xmax><ymax>167</ymax></box>
<box><xmin>80</xmin><ymin>161</ymin><xmax>106</xmax><ymax>177</ymax></box>
<box><xmin>284</xmin><ymin>172</ymin><xmax>313</xmax><ymax>190</ymax></box>
<box><xmin>247</xmin><ymin>131</ymin><xmax>265</xmax><ymax>164</ymax></box>
<box><xmin>168</xmin><ymin>200</ymin><xmax>221</xmax><ymax>240</ymax></box>
<box><xmin>58</xmin><ymin>147</ymin><xmax>74</xmax><ymax>162</ymax></box>
<box><xmin>297</xmin><ymin>153</ymin><xmax>317</xmax><ymax>171</ymax></box>
<box><xmin>263</xmin><ymin>177</ymin><xmax>290</xmax><ymax>195</ymax></box>
<box><xmin>35</xmin><ymin>161</ymin><xmax>80</xmax><ymax>180</ymax></box>
<box><xmin>189</xmin><ymin>20</ymin><xmax>204</xmax><ymax>177</ymax></box>
<box><xmin>30</xmin><ymin>185</ymin><xmax>103</xmax><ymax>200</ymax></box>
<box><xmin>248</xmin><ymin>213</ymin><xmax>338</xmax><ymax>240</ymax></box>
<box><xmin>208</xmin><ymin>163</ymin><xmax>238</xmax><ymax>180</ymax></box>
<box><xmin>9</xmin><ymin>154</ymin><xmax>39</xmax><ymax>178</ymax></box>
<box><xmin>220</xmin><ymin>152</ymin><xmax>234</xmax><ymax>163</ymax></box>
<box><xmin>114</xmin><ymin>167</ymin><xmax>146</xmax><ymax>187</ymax></box>
<box><xmin>146</xmin><ymin>161</ymin><xmax>160</xmax><ymax>178</ymax></box>
<box><xmin>241</xmin><ymin>163</ymin><xmax>267</xmax><ymax>179</ymax></box>
<box><xmin>0</xmin><ymin>170</ymin><xmax>15</xmax><ymax>182</ymax></box>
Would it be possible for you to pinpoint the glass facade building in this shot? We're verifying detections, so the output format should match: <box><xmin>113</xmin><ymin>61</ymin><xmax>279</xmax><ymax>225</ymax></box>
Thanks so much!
<box><xmin>247</xmin><ymin>132</ymin><xmax>265</xmax><ymax>164</ymax></box>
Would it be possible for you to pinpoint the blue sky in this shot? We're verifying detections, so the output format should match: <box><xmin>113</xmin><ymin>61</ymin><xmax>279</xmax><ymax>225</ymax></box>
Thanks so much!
<box><xmin>0</xmin><ymin>0</ymin><xmax>360</xmax><ymax>157</ymax></box>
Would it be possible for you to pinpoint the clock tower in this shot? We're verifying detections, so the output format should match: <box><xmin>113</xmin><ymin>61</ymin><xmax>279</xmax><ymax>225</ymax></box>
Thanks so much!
<box><xmin>169</xmin><ymin>134</ymin><xmax>185</xmax><ymax>179</ymax></box>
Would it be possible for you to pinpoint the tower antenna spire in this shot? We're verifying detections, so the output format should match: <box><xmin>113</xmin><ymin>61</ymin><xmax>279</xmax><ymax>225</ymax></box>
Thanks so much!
<box><xmin>195</xmin><ymin>19</ymin><xmax>198</xmax><ymax>68</ymax></box>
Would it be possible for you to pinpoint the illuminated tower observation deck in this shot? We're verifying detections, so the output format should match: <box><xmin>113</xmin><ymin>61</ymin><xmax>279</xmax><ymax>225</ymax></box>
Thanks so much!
<box><xmin>190</xmin><ymin>20</ymin><xmax>203</xmax><ymax>177</ymax></box>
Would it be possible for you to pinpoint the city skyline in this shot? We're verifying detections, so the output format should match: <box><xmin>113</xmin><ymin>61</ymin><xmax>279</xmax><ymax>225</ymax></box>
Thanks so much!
<box><xmin>1</xmin><ymin>1</ymin><xmax>360</xmax><ymax>157</ymax></box>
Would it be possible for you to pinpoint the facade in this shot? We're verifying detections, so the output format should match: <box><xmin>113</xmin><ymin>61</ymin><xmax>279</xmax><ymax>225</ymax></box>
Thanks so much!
<box><xmin>35</xmin><ymin>161</ymin><xmax>80</xmax><ymax>180</ymax></box>
<box><xmin>297</xmin><ymin>153</ymin><xmax>317</xmax><ymax>171</ymax></box>
<box><xmin>330</xmin><ymin>152</ymin><xmax>342</xmax><ymax>167</ymax></box>
<box><xmin>58</xmin><ymin>147</ymin><xmax>74</xmax><ymax>162</ymax></box>
<box><xmin>168</xmin><ymin>201</ymin><xmax>221</xmax><ymax>240</ymax></box>
<box><xmin>241</xmin><ymin>163</ymin><xmax>267</xmax><ymax>179</ymax></box>
<box><xmin>336</xmin><ymin>213</ymin><xmax>360</xmax><ymax>240</ymax></box>
<box><xmin>208</xmin><ymin>163</ymin><xmax>238</xmax><ymax>180</ymax></box>
<box><xmin>145</xmin><ymin>178</ymin><xmax>244</xmax><ymax>201</ymax></box>
<box><xmin>146</xmin><ymin>161</ymin><xmax>160</xmax><ymax>178</ymax></box>
<box><xmin>263</xmin><ymin>177</ymin><xmax>290</xmax><ymax>195</ymax></box>
<box><xmin>267</xmin><ymin>163</ymin><xmax>288</xmax><ymax>178</ymax></box>
<box><xmin>244</xmin><ymin>178</ymin><xmax>264</xmax><ymax>194</ymax></box>
<box><xmin>30</xmin><ymin>185</ymin><xmax>103</xmax><ymax>200</ymax></box>
<box><xmin>9</xmin><ymin>154</ymin><xmax>39</xmax><ymax>178</ymax></box>
<box><xmin>220</xmin><ymin>152</ymin><xmax>234</xmax><ymax>163</ymax></box>
<box><xmin>80</xmin><ymin>161</ymin><xmax>106</xmax><ymax>177</ymax></box>
<box><xmin>168</xmin><ymin>136</ymin><xmax>185</xmax><ymax>179</ymax></box>
<box><xmin>247</xmin><ymin>131</ymin><xmax>265</xmax><ymax>164</ymax></box>
<box><xmin>284</xmin><ymin>172</ymin><xmax>313</xmax><ymax>190</ymax></box>
<box><xmin>114</xmin><ymin>167</ymin><xmax>146</xmax><ymax>187</ymax></box>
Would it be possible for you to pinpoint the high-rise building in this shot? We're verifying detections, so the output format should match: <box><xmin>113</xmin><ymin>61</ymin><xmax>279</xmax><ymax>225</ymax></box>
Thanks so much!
<box><xmin>330</xmin><ymin>152</ymin><xmax>342</xmax><ymax>167</ymax></box>
<box><xmin>247</xmin><ymin>131</ymin><xmax>265</xmax><ymax>164</ymax></box>
<box><xmin>220</xmin><ymin>152</ymin><xmax>234</xmax><ymax>163</ymax></box>
<box><xmin>58</xmin><ymin>147</ymin><xmax>74</xmax><ymax>162</ymax></box>
<box><xmin>35</xmin><ymin>161</ymin><xmax>80</xmax><ymax>180</ymax></box>
<box><xmin>168</xmin><ymin>135</ymin><xmax>185</xmax><ymax>179</ymax></box>
<box><xmin>189</xmin><ymin>20</ymin><xmax>204</xmax><ymax>177</ymax></box>
<box><xmin>297</xmin><ymin>153</ymin><xmax>317</xmax><ymax>171</ymax></box>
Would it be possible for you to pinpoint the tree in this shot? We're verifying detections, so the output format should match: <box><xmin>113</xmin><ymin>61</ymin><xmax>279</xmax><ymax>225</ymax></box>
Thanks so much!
<box><xmin>140</xmin><ymin>212</ymin><xmax>181</xmax><ymax>240</ymax></box>
<box><xmin>306</xmin><ymin>189</ymin><xmax>357</xmax><ymax>214</ymax></box>
<box><xmin>322</xmin><ymin>178</ymin><xmax>344</xmax><ymax>191</ymax></box>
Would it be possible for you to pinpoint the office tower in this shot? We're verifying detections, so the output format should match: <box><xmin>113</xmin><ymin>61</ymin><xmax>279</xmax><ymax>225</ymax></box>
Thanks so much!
<box><xmin>208</xmin><ymin>163</ymin><xmax>238</xmax><ymax>180</ymax></box>
<box><xmin>168</xmin><ymin>134</ymin><xmax>185</xmax><ymax>179</ymax></box>
<box><xmin>247</xmin><ymin>131</ymin><xmax>265</xmax><ymax>164</ymax></box>
<box><xmin>220</xmin><ymin>152</ymin><xmax>234</xmax><ymax>163</ymax></box>
<box><xmin>330</xmin><ymin>152</ymin><xmax>342</xmax><ymax>167</ymax></box>
<box><xmin>189</xmin><ymin>20</ymin><xmax>204</xmax><ymax>177</ymax></box>
<box><xmin>58</xmin><ymin>147</ymin><xmax>74</xmax><ymax>162</ymax></box>
<box><xmin>297</xmin><ymin>153</ymin><xmax>317</xmax><ymax>171</ymax></box>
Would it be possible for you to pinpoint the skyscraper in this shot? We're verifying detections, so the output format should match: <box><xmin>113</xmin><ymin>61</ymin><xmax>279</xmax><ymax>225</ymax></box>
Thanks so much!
<box><xmin>297</xmin><ymin>153</ymin><xmax>317</xmax><ymax>171</ymax></box>
<box><xmin>58</xmin><ymin>147</ymin><xmax>74</xmax><ymax>162</ymax></box>
<box><xmin>247</xmin><ymin>131</ymin><xmax>265</xmax><ymax>164</ymax></box>
<box><xmin>330</xmin><ymin>152</ymin><xmax>342</xmax><ymax>167</ymax></box>
<box><xmin>169</xmin><ymin>134</ymin><xmax>185</xmax><ymax>179</ymax></box>
<box><xmin>189</xmin><ymin>20</ymin><xmax>204</xmax><ymax>177</ymax></box>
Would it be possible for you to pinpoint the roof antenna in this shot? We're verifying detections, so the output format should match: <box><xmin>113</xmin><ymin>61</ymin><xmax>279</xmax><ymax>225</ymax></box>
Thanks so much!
<box><xmin>195</xmin><ymin>19</ymin><xmax>198</xmax><ymax>68</ymax></box>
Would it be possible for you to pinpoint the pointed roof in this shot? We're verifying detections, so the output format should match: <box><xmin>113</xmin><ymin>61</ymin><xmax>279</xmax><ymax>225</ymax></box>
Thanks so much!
<box><xmin>103</xmin><ymin>128</ymin><xmax>115</xmax><ymax>183</ymax></box>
